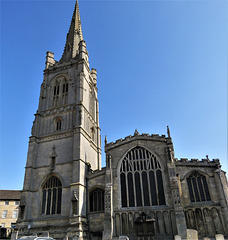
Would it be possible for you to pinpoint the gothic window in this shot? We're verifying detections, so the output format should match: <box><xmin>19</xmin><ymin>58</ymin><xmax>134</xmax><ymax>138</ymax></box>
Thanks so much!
<box><xmin>120</xmin><ymin>147</ymin><xmax>166</xmax><ymax>208</ymax></box>
<box><xmin>56</xmin><ymin>119</ymin><xmax>62</xmax><ymax>131</ymax></box>
<box><xmin>53</xmin><ymin>82</ymin><xmax>60</xmax><ymax>107</ymax></box>
<box><xmin>41</xmin><ymin>176</ymin><xmax>62</xmax><ymax>215</ymax></box>
<box><xmin>89</xmin><ymin>188</ymin><xmax>104</xmax><ymax>212</ymax></box>
<box><xmin>62</xmin><ymin>82</ymin><xmax>68</xmax><ymax>105</ymax></box>
<box><xmin>187</xmin><ymin>171</ymin><xmax>211</xmax><ymax>202</ymax></box>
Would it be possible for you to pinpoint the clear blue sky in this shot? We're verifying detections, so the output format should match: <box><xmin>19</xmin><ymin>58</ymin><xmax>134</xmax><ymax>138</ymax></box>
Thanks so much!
<box><xmin>1</xmin><ymin>0</ymin><xmax>227</xmax><ymax>190</ymax></box>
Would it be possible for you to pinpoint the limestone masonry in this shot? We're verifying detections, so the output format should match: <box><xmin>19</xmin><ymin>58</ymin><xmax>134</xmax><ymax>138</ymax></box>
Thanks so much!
<box><xmin>16</xmin><ymin>1</ymin><xmax>228</xmax><ymax>240</ymax></box>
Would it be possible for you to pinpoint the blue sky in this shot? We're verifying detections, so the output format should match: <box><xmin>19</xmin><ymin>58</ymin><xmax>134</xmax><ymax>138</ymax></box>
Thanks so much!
<box><xmin>1</xmin><ymin>0</ymin><xmax>227</xmax><ymax>190</ymax></box>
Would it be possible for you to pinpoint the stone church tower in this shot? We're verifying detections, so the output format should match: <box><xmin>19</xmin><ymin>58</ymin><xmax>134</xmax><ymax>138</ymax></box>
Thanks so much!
<box><xmin>17</xmin><ymin>1</ymin><xmax>228</xmax><ymax>240</ymax></box>
<box><xmin>17</xmin><ymin>1</ymin><xmax>101</xmax><ymax>238</ymax></box>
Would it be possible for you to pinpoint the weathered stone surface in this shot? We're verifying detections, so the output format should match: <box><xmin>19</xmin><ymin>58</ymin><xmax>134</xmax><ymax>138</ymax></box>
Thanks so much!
<box><xmin>215</xmin><ymin>234</ymin><xmax>225</xmax><ymax>240</ymax></box>
<box><xmin>187</xmin><ymin>229</ymin><xmax>198</xmax><ymax>240</ymax></box>
<box><xmin>119</xmin><ymin>236</ymin><xmax>129</xmax><ymax>240</ymax></box>
<box><xmin>174</xmin><ymin>235</ymin><xmax>182</xmax><ymax>240</ymax></box>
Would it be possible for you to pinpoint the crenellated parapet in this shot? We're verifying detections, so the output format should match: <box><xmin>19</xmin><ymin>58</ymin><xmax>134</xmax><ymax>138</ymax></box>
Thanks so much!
<box><xmin>174</xmin><ymin>158</ymin><xmax>220</xmax><ymax>167</ymax></box>
<box><xmin>105</xmin><ymin>129</ymin><xmax>169</xmax><ymax>151</ymax></box>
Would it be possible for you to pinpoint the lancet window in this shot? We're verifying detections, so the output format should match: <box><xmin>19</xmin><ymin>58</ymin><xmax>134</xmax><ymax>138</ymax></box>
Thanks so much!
<box><xmin>53</xmin><ymin>82</ymin><xmax>60</xmax><ymax>107</ymax></box>
<box><xmin>120</xmin><ymin>147</ymin><xmax>166</xmax><ymax>208</ymax></box>
<box><xmin>62</xmin><ymin>82</ymin><xmax>68</xmax><ymax>105</ymax></box>
<box><xmin>56</xmin><ymin>119</ymin><xmax>62</xmax><ymax>131</ymax></box>
<box><xmin>187</xmin><ymin>171</ymin><xmax>211</xmax><ymax>202</ymax></box>
<box><xmin>89</xmin><ymin>188</ymin><xmax>104</xmax><ymax>212</ymax></box>
<box><xmin>41</xmin><ymin>176</ymin><xmax>62</xmax><ymax>215</ymax></box>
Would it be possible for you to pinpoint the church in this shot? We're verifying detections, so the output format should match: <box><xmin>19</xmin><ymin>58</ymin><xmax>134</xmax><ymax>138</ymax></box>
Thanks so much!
<box><xmin>16</xmin><ymin>1</ymin><xmax>228</xmax><ymax>239</ymax></box>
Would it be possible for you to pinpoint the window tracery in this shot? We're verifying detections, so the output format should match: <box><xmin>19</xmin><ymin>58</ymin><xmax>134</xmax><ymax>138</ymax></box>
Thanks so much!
<box><xmin>187</xmin><ymin>171</ymin><xmax>211</xmax><ymax>202</ymax></box>
<box><xmin>89</xmin><ymin>188</ymin><xmax>104</xmax><ymax>212</ymax></box>
<box><xmin>41</xmin><ymin>176</ymin><xmax>62</xmax><ymax>215</ymax></box>
<box><xmin>120</xmin><ymin>147</ymin><xmax>166</xmax><ymax>208</ymax></box>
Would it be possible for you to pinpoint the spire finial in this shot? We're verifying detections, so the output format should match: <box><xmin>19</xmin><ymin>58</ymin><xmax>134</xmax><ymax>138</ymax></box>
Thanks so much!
<box><xmin>167</xmin><ymin>125</ymin><xmax>171</xmax><ymax>138</ymax></box>
<box><xmin>105</xmin><ymin>135</ymin><xmax>107</xmax><ymax>145</ymax></box>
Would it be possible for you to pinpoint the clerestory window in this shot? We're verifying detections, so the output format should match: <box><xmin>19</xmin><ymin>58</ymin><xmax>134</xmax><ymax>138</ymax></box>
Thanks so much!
<box><xmin>41</xmin><ymin>176</ymin><xmax>62</xmax><ymax>215</ymax></box>
<box><xmin>89</xmin><ymin>188</ymin><xmax>104</xmax><ymax>212</ymax></box>
<box><xmin>187</xmin><ymin>171</ymin><xmax>211</xmax><ymax>202</ymax></box>
<box><xmin>120</xmin><ymin>147</ymin><xmax>166</xmax><ymax>208</ymax></box>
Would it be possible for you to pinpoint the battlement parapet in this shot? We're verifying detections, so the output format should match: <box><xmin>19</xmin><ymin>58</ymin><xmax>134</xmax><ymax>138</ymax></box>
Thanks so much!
<box><xmin>174</xmin><ymin>158</ymin><xmax>220</xmax><ymax>167</ymax></box>
<box><xmin>105</xmin><ymin>131</ymin><xmax>167</xmax><ymax>150</ymax></box>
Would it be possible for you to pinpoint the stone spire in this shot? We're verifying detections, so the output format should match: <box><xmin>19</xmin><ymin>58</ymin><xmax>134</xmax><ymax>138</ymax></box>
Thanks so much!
<box><xmin>60</xmin><ymin>0</ymin><xmax>84</xmax><ymax>63</ymax></box>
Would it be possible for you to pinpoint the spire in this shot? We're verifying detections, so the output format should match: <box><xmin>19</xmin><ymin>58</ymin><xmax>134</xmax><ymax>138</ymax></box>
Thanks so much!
<box><xmin>60</xmin><ymin>0</ymin><xmax>84</xmax><ymax>63</ymax></box>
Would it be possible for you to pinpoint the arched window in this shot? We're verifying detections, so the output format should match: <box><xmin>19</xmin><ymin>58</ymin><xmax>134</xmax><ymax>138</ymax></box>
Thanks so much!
<box><xmin>56</xmin><ymin>119</ymin><xmax>62</xmax><ymax>131</ymax></box>
<box><xmin>41</xmin><ymin>176</ymin><xmax>62</xmax><ymax>215</ymax></box>
<box><xmin>187</xmin><ymin>171</ymin><xmax>211</xmax><ymax>202</ymax></box>
<box><xmin>120</xmin><ymin>147</ymin><xmax>166</xmax><ymax>208</ymax></box>
<box><xmin>89</xmin><ymin>188</ymin><xmax>104</xmax><ymax>212</ymax></box>
<box><xmin>62</xmin><ymin>82</ymin><xmax>68</xmax><ymax>105</ymax></box>
<box><xmin>53</xmin><ymin>82</ymin><xmax>60</xmax><ymax>107</ymax></box>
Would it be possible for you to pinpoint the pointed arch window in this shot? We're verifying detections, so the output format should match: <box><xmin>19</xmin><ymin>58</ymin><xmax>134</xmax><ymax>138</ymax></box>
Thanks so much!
<box><xmin>56</xmin><ymin>119</ymin><xmax>62</xmax><ymax>131</ymax></box>
<box><xmin>41</xmin><ymin>176</ymin><xmax>62</xmax><ymax>215</ymax></box>
<box><xmin>120</xmin><ymin>147</ymin><xmax>166</xmax><ymax>208</ymax></box>
<box><xmin>89</xmin><ymin>188</ymin><xmax>104</xmax><ymax>212</ymax></box>
<box><xmin>62</xmin><ymin>81</ymin><xmax>68</xmax><ymax>105</ymax></box>
<box><xmin>187</xmin><ymin>171</ymin><xmax>211</xmax><ymax>202</ymax></box>
<box><xmin>53</xmin><ymin>82</ymin><xmax>60</xmax><ymax>107</ymax></box>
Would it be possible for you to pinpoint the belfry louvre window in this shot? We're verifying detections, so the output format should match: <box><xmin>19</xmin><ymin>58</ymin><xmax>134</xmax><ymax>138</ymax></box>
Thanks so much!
<box><xmin>120</xmin><ymin>147</ymin><xmax>166</xmax><ymax>208</ymax></box>
<box><xmin>41</xmin><ymin>176</ymin><xmax>62</xmax><ymax>215</ymax></box>
<box><xmin>187</xmin><ymin>171</ymin><xmax>211</xmax><ymax>202</ymax></box>
<box><xmin>89</xmin><ymin>188</ymin><xmax>104</xmax><ymax>212</ymax></box>
<box><xmin>62</xmin><ymin>82</ymin><xmax>68</xmax><ymax>104</ymax></box>
<box><xmin>53</xmin><ymin>83</ymin><xmax>60</xmax><ymax>107</ymax></box>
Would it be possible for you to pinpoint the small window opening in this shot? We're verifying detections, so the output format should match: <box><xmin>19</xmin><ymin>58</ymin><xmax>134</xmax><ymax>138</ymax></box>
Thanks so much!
<box><xmin>56</xmin><ymin>120</ymin><xmax>62</xmax><ymax>131</ymax></box>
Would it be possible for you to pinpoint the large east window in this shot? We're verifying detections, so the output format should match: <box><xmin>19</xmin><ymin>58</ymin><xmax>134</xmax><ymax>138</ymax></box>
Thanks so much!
<box><xmin>41</xmin><ymin>176</ymin><xmax>62</xmax><ymax>215</ymax></box>
<box><xmin>120</xmin><ymin>147</ymin><xmax>166</xmax><ymax>208</ymax></box>
<box><xmin>187</xmin><ymin>171</ymin><xmax>211</xmax><ymax>202</ymax></box>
